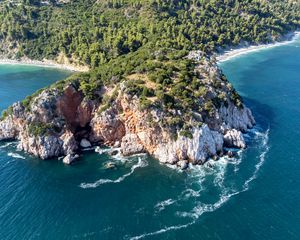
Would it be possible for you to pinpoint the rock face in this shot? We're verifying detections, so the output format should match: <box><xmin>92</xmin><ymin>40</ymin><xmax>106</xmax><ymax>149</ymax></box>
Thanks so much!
<box><xmin>153</xmin><ymin>126</ymin><xmax>224</xmax><ymax>165</ymax></box>
<box><xmin>0</xmin><ymin>62</ymin><xmax>255</xmax><ymax>167</ymax></box>
<box><xmin>90</xmin><ymin>107</ymin><xmax>126</xmax><ymax>145</ymax></box>
<box><xmin>224</xmin><ymin>129</ymin><xmax>246</xmax><ymax>149</ymax></box>
<box><xmin>0</xmin><ymin>116</ymin><xmax>18</xmax><ymax>140</ymax></box>
<box><xmin>18</xmin><ymin>135</ymin><xmax>63</xmax><ymax>159</ymax></box>
<box><xmin>121</xmin><ymin>133</ymin><xmax>145</xmax><ymax>156</ymax></box>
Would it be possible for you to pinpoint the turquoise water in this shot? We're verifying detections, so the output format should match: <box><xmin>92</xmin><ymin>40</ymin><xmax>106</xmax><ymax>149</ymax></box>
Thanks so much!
<box><xmin>1</xmin><ymin>37</ymin><xmax>300</xmax><ymax>240</ymax></box>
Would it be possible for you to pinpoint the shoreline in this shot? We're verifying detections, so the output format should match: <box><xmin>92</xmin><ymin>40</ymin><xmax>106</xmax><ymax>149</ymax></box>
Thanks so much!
<box><xmin>1</xmin><ymin>31</ymin><xmax>299</xmax><ymax>70</ymax></box>
<box><xmin>0</xmin><ymin>58</ymin><xmax>89</xmax><ymax>72</ymax></box>
<box><xmin>217</xmin><ymin>31</ymin><xmax>300</xmax><ymax>63</ymax></box>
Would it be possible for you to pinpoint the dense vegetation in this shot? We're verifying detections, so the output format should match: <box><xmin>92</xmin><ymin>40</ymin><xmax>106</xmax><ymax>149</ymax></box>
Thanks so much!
<box><xmin>0</xmin><ymin>0</ymin><xmax>299</xmax><ymax>131</ymax></box>
<box><xmin>1</xmin><ymin>0</ymin><xmax>299</xmax><ymax>66</ymax></box>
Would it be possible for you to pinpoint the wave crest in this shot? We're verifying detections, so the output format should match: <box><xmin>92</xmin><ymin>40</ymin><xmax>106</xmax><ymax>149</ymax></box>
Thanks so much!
<box><xmin>80</xmin><ymin>157</ymin><xmax>148</xmax><ymax>189</ymax></box>
<box><xmin>129</xmin><ymin>128</ymin><xmax>270</xmax><ymax>240</ymax></box>
<box><xmin>7</xmin><ymin>152</ymin><xmax>25</xmax><ymax>159</ymax></box>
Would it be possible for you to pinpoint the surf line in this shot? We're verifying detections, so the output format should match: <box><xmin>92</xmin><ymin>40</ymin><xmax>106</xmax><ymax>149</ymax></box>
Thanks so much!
<box><xmin>7</xmin><ymin>152</ymin><xmax>25</xmax><ymax>159</ymax></box>
<box><xmin>79</xmin><ymin>157</ymin><xmax>148</xmax><ymax>189</ymax></box>
<box><xmin>128</xmin><ymin>129</ymin><xmax>270</xmax><ymax>240</ymax></box>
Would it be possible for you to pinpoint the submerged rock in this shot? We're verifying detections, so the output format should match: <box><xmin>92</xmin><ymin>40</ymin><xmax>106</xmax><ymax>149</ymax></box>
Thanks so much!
<box><xmin>103</xmin><ymin>161</ymin><xmax>117</xmax><ymax>169</ymax></box>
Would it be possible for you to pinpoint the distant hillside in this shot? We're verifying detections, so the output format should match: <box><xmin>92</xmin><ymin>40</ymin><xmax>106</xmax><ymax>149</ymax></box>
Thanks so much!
<box><xmin>0</xmin><ymin>0</ymin><xmax>299</xmax><ymax>67</ymax></box>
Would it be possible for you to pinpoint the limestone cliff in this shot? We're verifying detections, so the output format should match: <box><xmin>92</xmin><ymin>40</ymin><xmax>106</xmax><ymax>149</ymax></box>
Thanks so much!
<box><xmin>0</xmin><ymin>53</ymin><xmax>255</xmax><ymax>168</ymax></box>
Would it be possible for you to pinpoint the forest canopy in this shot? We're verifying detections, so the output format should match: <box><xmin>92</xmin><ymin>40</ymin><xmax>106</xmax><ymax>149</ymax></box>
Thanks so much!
<box><xmin>0</xmin><ymin>0</ymin><xmax>299</xmax><ymax>67</ymax></box>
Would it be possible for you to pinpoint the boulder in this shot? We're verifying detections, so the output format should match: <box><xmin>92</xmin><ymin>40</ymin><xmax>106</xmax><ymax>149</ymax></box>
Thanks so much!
<box><xmin>103</xmin><ymin>162</ymin><xmax>117</xmax><ymax>169</ymax></box>
<box><xmin>226</xmin><ymin>150</ymin><xmax>236</xmax><ymax>158</ymax></box>
<box><xmin>177</xmin><ymin>160</ymin><xmax>189</xmax><ymax>170</ymax></box>
<box><xmin>80</xmin><ymin>139</ymin><xmax>92</xmax><ymax>148</ymax></box>
<box><xmin>90</xmin><ymin>107</ymin><xmax>126</xmax><ymax>143</ymax></box>
<box><xmin>113</xmin><ymin>141</ymin><xmax>121</xmax><ymax>148</ymax></box>
<box><xmin>63</xmin><ymin>154</ymin><xmax>79</xmax><ymax>165</ymax></box>
<box><xmin>18</xmin><ymin>134</ymin><xmax>64</xmax><ymax>159</ymax></box>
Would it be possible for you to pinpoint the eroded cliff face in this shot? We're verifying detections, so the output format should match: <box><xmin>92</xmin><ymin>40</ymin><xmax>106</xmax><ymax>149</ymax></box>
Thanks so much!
<box><xmin>0</xmin><ymin>77</ymin><xmax>255</xmax><ymax>167</ymax></box>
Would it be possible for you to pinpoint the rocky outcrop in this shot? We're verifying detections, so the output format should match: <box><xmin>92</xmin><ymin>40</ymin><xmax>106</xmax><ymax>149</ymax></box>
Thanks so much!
<box><xmin>63</xmin><ymin>154</ymin><xmax>80</xmax><ymax>165</ymax></box>
<box><xmin>219</xmin><ymin>103</ymin><xmax>255</xmax><ymax>132</ymax></box>
<box><xmin>0</xmin><ymin>116</ymin><xmax>19</xmax><ymax>140</ymax></box>
<box><xmin>87</xmin><ymin>91</ymin><xmax>253</xmax><ymax>165</ymax></box>
<box><xmin>0</xmin><ymin>85</ymin><xmax>92</xmax><ymax>159</ymax></box>
<box><xmin>153</xmin><ymin>126</ymin><xmax>224</xmax><ymax>165</ymax></box>
<box><xmin>61</xmin><ymin>131</ymin><xmax>78</xmax><ymax>155</ymax></box>
<box><xmin>223</xmin><ymin>129</ymin><xmax>246</xmax><ymax>149</ymax></box>
<box><xmin>0</xmin><ymin>61</ymin><xmax>255</xmax><ymax>168</ymax></box>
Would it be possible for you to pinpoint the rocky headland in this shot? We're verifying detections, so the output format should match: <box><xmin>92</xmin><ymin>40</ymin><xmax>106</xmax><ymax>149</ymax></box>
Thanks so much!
<box><xmin>0</xmin><ymin>51</ymin><xmax>255</xmax><ymax>168</ymax></box>
<box><xmin>2</xmin><ymin>0</ymin><xmax>300</xmax><ymax>169</ymax></box>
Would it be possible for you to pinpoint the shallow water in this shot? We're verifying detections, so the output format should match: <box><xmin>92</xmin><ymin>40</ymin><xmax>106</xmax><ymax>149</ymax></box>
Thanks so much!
<box><xmin>0</xmin><ymin>36</ymin><xmax>300</xmax><ymax>240</ymax></box>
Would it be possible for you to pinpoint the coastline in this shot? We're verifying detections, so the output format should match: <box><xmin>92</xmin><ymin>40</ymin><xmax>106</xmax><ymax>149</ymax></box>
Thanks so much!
<box><xmin>0</xmin><ymin>57</ymin><xmax>89</xmax><ymax>72</ymax></box>
<box><xmin>2</xmin><ymin>31</ymin><xmax>299</xmax><ymax>70</ymax></box>
<box><xmin>217</xmin><ymin>31</ymin><xmax>300</xmax><ymax>63</ymax></box>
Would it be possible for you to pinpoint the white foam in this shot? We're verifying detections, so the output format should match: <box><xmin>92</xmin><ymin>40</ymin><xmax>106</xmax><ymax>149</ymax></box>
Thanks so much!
<box><xmin>7</xmin><ymin>152</ymin><xmax>25</xmax><ymax>159</ymax></box>
<box><xmin>182</xmin><ymin>188</ymin><xmax>202</xmax><ymax>199</ymax></box>
<box><xmin>129</xmin><ymin>221</ymin><xmax>195</xmax><ymax>240</ymax></box>
<box><xmin>154</xmin><ymin>188</ymin><xmax>203</xmax><ymax>215</ymax></box>
<box><xmin>243</xmin><ymin>129</ymin><xmax>269</xmax><ymax>190</ymax></box>
<box><xmin>0</xmin><ymin>142</ymin><xmax>15</xmax><ymax>149</ymax></box>
<box><xmin>130</xmin><ymin>129</ymin><xmax>270</xmax><ymax>239</ymax></box>
<box><xmin>81</xmin><ymin>147</ymin><xmax>96</xmax><ymax>151</ymax></box>
<box><xmin>155</xmin><ymin>199</ymin><xmax>176</xmax><ymax>212</ymax></box>
<box><xmin>95</xmin><ymin>147</ymin><xmax>113</xmax><ymax>154</ymax></box>
<box><xmin>80</xmin><ymin>157</ymin><xmax>148</xmax><ymax>189</ymax></box>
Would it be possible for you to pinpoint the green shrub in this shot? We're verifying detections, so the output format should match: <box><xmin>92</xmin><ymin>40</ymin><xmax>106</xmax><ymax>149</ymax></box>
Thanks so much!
<box><xmin>180</xmin><ymin>129</ymin><xmax>193</xmax><ymax>139</ymax></box>
<box><xmin>28</xmin><ymin>122</ymin><xmax>53</xmax><ymax>137</ymax></box>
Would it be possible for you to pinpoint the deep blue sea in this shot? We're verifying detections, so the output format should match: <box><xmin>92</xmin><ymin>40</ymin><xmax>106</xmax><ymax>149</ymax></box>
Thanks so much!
<box><xmin>1</xmin><ymin>37</ymin><xmax>300</xmax><ymax>240</ymax></box>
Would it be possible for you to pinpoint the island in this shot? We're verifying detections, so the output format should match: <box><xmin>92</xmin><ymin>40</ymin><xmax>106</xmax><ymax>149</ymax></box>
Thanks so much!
<box><xmin>0</xmin><ymin>0</ymin><xmax>299</xmax><ymax>168</ymax></box>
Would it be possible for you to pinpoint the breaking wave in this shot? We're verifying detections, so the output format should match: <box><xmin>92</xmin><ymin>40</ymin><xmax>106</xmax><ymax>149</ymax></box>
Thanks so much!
<box><xmin>0</xmin><ymin>142</ymin><xmax>16</xmax><ymax>149</ymax></box>
<box><xmin>80</xmin><ymin>157</ymin><xmax>148</xmax><ymax>189</ymax></box>
<box><xmin>129</xmin><ymin>128</ymin><xmax>270</xmax><ymax>240</ymax></box>
<box><xmin>154</xmin><ymin>199</ymin><xmax>176</xmax><ymax>212</ymax></box>
<box><xmin>7</xmin><ymin>152</ymin><xmax>25</xmax><ymax>159</ymax></box>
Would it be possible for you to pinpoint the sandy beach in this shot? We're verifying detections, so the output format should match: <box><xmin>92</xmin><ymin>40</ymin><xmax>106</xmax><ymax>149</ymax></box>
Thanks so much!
<box><xmin>0</xmin><ymin>57</ymin><xmax>89</xmax><ymax>72</ymax></box>
<box><xmin>217</xmin><ymin>31</ymin><xmax>300</xmax><ymax>63</ymax></box>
